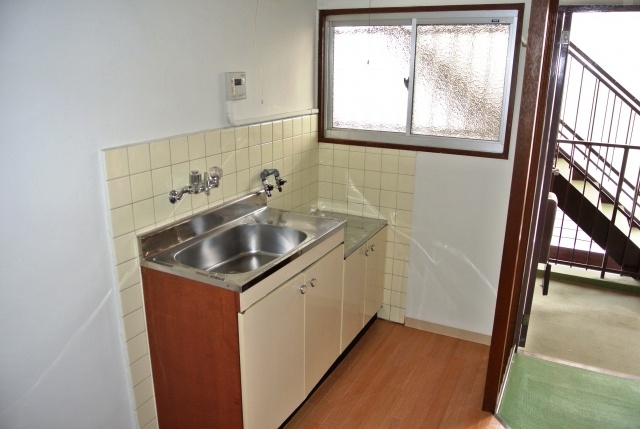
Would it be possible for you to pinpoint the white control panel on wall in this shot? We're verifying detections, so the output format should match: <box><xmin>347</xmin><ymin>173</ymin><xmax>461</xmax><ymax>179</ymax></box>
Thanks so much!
<box><xmin>226</xmin><ymin>72</ymin><xmax>247</xmax><ymax>101</ymax></box>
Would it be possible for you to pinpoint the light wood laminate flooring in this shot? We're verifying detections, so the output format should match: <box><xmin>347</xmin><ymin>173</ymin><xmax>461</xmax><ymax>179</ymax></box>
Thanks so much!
<box><xmin>284</xmin><ymin>320</ymin><xmax>502</xmax><ymax>429</ymax></box>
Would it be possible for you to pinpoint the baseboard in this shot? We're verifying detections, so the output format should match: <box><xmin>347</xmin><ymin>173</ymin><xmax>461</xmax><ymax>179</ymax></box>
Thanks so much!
<box><xmin>404</xmin><ymin>317</ymin><xmax>491</xmax><ymax>345</ymax></box>
<box><xmin>537</xmin><ymin>264</ymin><xmax>640</xmax><ymax>295</ymax></box>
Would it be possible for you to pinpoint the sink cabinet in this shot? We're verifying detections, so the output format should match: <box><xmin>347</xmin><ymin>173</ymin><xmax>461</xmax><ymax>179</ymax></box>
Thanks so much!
<box><xmin>142</xmin><ymin>238</ymin><xmax>344</xmax><ymax>429</ymax></box>
<box><xmin>139</xmin><ymin>193</ymin><xmax>351</xmax><ymax>428</ymax></box>
<box><xmin>342</xmin><ymin>226</ymin><xmax>387</xmax><ymax>351</ymax></box>
<box><xmin>238</xmin><ymin>244</ymin><xmax>343</xmax><ymax>429</ymax></box>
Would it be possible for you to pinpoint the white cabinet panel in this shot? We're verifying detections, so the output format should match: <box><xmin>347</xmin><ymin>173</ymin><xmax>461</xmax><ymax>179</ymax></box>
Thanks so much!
<box><xmin>239</xmin><ymin>243</ymin><xmax>345</xmax><ymax>429</ymax></box>
<box><xmin>365</xmin><ymin>227</ymin><xmax>387</xmax><ymax>322</ymax></box>
<box><xmin>304</xmin><ymin>245</ymin><xmax>344</xmax><ymax>395</ymax></box>
<box><xmin>342</xmin><ymin>226</ymin><xmax>388</xmax><ymax>352</ymax></box>
<box><xmin>239</xmin><ymin>273</ymin><xmax>306</xmax><ymax>429</ymax></box>
<box><xmin>341</xmin><ymin>244</ymin><xmax>367</xmax><ymax>352</ymax></box>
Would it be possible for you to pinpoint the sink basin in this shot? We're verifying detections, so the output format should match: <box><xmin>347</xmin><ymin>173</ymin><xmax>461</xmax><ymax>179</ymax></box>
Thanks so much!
<box><xmin>173</xmin><ymin>223</ymin><xmax>308</xmax><ymax>274</ymax></box>
<box><xmin>140</xmin><ymin>191</ymin><xmax>346</xmax><ymax>292</ymax></box>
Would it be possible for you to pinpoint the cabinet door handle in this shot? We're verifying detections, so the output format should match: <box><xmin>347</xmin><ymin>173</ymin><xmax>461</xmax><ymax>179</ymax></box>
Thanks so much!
<box><xmin>365</xmin><ymin>244</ymin><xmax>375</xmax><ymax>256</ymax></box>
<box><xmin>309</xmin><ymin>278</ymin><xmax>317</xmax><ymax>288</ymax></box>
<box><xmin>299</xmin><ymin>284</ymin><xmax>307</xmax><ymax>294</ymax></box>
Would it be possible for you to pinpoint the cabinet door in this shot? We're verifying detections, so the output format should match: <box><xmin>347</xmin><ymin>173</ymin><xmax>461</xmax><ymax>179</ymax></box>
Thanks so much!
<box><xmin>304</xmin><ymin>245</ymin><xmax>344</xmax><ymax>395</ymax></box>
<box><xmin>342</xmin><ymin>244</ymin><xmax>367</xmax><ymax>352</ymax></box>
<box><xmin>239</xmin><ymin>273</ymin><xmax>305</xmax><ymax>429</ymax></box>
<box><xmin>365</xmin><ymin>226</ymin><xmax>387</xmax><ymax>322</ymax></box>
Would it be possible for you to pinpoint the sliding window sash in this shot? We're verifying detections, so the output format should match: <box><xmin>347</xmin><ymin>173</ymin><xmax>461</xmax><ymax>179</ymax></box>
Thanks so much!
<box><xmin>322</xmin><ymin>8</ymin><xmax>521</xmax><ymax>157</ymax></box>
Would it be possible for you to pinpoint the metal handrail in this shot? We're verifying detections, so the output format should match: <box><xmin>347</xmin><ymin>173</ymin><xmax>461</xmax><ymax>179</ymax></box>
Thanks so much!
<box><xmin>551</xmin><ymin>42</ymin><xmax>640</xmax><ymax>277</ymax></box>
<box><xmin>561</xmin><ymin>43</ymin><xmax>639</xmax><ymax>148</ymax></box>
<box><xmin>558</xmin><ymin>138</ymin><xmax>640</xmax><ymax>150</ymax></box>
<box><xmin>569</xmin><ymin>42</ymin><xmax>640</xmax><ymax>117</ymax></box>
<box><xmin>558</xmin><ymin>134</ymin><xmax>636</xmax><ymax>200</ymax></box>
<box><xmin>553</xmin><ymin>141</ymin><xmax>640</xmax><ymax>277</ymax></box>
<box><xmin>557</xmin><ymin>141</ymin><xmax>640</xmax><ymax>227</ymax></box>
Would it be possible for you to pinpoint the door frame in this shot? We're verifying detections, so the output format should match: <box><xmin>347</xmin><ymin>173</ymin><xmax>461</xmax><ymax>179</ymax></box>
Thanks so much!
<box><xmin>516</xmin><ymin>4</ymin><xmax>571</xmax><ymax>350</ymax></box>
<box><xmin>482</xmin><ymin>0</ymin><xmax>559</xmax><ymax>412</ymax></box>
<box><xmin>483</xmin><ymin>3</ymin><xmax>640</xmax><ymax>412</ymax></box>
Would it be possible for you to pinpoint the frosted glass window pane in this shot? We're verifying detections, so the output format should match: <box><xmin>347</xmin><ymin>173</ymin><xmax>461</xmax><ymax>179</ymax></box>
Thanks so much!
<box><xmin>411</xmin><ymin>24</ymin><xmax>510</xmax><ymax>141</ymax></box>
<box><xmin>332</xmin><ymin>26</ymin><xmax>411</xmax><ymax>133</ymax></box>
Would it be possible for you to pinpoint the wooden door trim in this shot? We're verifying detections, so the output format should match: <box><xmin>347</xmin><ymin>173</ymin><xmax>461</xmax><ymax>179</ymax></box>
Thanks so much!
<box><xmin>482</xmin><ymin>0</ymin><xmax>559</xmax><ymax>412</ymax></box>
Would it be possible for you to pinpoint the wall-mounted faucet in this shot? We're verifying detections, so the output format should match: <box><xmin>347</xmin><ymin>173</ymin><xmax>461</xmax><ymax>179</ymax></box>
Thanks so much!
<box><xmin>259</xmin><ymin>168</ymin><xmax>286</xmax><ymax>197</ymax></box>
<box><xmin>169</xmin><ymin>167</ymin><xmax>223</xmax><ymax>204</ymax></box>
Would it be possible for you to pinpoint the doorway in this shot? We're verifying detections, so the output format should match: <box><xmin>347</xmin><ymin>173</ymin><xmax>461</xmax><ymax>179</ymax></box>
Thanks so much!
<box><xmin>497</xmin><ymin>5</ymin><xmax>640</xmax><ymax>427</ymax></box>
<box><xmin>519</xmin><ymin>7</ymin><xmax>640</xmax><ymax>377</ymax></box>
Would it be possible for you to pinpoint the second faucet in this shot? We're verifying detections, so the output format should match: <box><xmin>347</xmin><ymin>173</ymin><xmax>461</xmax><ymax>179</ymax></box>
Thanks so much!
<box><xmin>260</xmin><ymin>169</ymin><xmax>286</xmax><ymax>197</ymax></box>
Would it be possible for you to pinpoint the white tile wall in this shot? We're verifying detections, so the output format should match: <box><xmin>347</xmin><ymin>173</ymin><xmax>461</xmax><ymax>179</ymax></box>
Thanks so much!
<box><xmin>103</xmin><ymin>115</ymin><xmax>319</xmax><ymax>428</ymax></box>
<box><xmin>103</xmin><ymin>114</ymin><xmax>415</xmax><ymax>426</ymax></box>
<box><xmin>317</xmin><ymin>143</ymin><xmax>416</xmax><ymax>324</ymax></box>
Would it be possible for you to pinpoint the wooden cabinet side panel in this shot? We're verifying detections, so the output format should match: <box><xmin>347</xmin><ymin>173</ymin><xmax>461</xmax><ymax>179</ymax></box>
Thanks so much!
<box><xmin>141</xmin><ymin>267</ymin><xmax>243</xmax><ymax>429</ymax></box>
<box><xmin>305</xmin><ymin>245</ymin><xmax>344</xmax><ymax>395</ymax></box>
<box><xmin>342</xmin><ymin>246</ymin><xmax>367</xmax><ymax>352</ymax></box>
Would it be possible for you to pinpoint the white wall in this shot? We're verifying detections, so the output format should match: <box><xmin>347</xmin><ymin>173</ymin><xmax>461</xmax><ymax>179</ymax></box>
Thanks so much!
<box><xmin>406</xmin><ymin>152</ymin><xmax>515</xmax><ymax>335</ymax></box>
<box><xmin>0</xmin><ymin>1</ymin><xmax>316</xmax><ymax>427</ymax></box>
<box><xmin>318</xmin><ymin>0</ymin><xmax>528</xmax><ymax>336</ymax></box>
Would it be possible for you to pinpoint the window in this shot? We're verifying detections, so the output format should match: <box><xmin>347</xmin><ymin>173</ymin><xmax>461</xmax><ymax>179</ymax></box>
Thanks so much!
<box><xmin>319</xmin><ymin>6</ymin><xmax>523</xmax><ymax>158</ymax></box>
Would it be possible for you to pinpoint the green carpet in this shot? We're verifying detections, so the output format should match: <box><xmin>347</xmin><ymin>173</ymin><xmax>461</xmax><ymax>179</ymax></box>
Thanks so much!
<box><xmin>497</xmin><ymin>354</ymin><xmax>640</xmax><ymax>429</ymax></box>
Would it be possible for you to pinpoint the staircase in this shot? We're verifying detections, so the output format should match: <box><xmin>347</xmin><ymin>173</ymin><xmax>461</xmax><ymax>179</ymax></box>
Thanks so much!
<box><xmin>552</xmin><ymin>158</ymin><xmax>640</xmax><ymax>275</ymax></box>
<box><xmin>549</xmin><ymin>42</ymin><xmax>640</xmax><ymax>278</ymax></box>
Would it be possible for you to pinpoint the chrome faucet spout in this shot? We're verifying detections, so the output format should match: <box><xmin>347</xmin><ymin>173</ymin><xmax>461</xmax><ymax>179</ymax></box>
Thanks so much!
<box><xmin>169</xmin><ymin>186</ymin><xmax>192</xmax><ymax>204</ymax></box>
<box><xmin>169</xmin><ymin>167</ymin><xmax>223</xmax><ymax>203</ymax></box>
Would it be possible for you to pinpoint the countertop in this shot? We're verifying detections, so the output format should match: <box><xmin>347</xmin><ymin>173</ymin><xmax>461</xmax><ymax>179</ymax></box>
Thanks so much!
<box><xmin>313</xmin><ymin>211</ymin><xmax>387</xmax><ymax>258</ymax></box>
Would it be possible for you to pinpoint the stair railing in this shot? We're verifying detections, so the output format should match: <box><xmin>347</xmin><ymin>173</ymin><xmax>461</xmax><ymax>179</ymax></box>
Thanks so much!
<box><xmin>553</xmin><ymin>140</ymin><xmax>640</xmax><ymax>276</ymax></box>
<box><xmin>551</xmin><ymin>41</ymin><xmax>640</xmax><ymax>277</ymax></box>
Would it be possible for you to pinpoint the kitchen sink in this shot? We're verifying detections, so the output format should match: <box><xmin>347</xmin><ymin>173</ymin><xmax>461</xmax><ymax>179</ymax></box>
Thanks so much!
<box><xmin>173</xmin><ymin>223</ymin><xmax>308</xmax><ymax>274</ymax></box>
<box><xmin>139</xmin><ymin>191</ymin><xmax>346</xmax><ymax>292</ymax></box>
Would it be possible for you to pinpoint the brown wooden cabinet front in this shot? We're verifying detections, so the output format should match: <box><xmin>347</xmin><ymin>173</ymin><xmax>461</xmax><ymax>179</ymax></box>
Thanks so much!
<box><xmin>141</xmin><ymin>267</ymin><xmax>243</xmax><ymax>429</ymax></box>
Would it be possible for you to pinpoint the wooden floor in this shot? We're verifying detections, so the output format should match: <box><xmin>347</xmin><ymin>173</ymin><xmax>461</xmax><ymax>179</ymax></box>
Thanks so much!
<box><xmin>284</xmin><ymin>320</ymin><xmax>503</xmax><ymax>429</ymax></box>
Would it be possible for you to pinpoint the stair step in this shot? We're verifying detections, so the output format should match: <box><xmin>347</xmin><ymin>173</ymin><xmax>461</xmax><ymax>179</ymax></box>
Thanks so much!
<box><xmin>571</xmin><ymin>179</ymin><xmax>601</xmax><ymax>206</ymax></box>
<box><xmin>555</xmin><ymin>158</ymin><xmax>571</xmax><ymax>178</ymax></box>
<box><xmin>613</xmin><ymin>213</ymin><xmax>633</xmax><ymax>235</ymax></box>
<box><xmin>599</xmin><ymin>203</ymin><xmax>614</xmax><ymax>220</ymax></box>
<box><xmin>552</xmin><ymin>172</ymin><xmax>640</xmax><ymax>274</ymax></box>
<box><xmin>629</xmin><ymin>228</ymin><xmax>640</xmax><ymax>249</ymax></box>
<box><xmin>556</xmin><ymin>158</ymin><xmax>616</xmax><ymax>212</ymax></box>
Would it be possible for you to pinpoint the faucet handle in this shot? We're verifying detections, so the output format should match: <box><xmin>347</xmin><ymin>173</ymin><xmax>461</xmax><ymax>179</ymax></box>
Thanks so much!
<box><xmin>206</xmin><ymin>167</ymin><xmax>223</xmax><ymax>190</ymax></box>
<box><xmin>276</xmin><ymin>177</ymin><xmax>286</xmax><ymax>192</ymax></box>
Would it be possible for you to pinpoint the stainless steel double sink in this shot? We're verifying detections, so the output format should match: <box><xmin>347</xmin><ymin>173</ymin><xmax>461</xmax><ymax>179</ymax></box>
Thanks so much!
<box><xmin>139</xmin><ymin>192</ymin><xmax>345</xmax><ymax>292</ymax></box>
